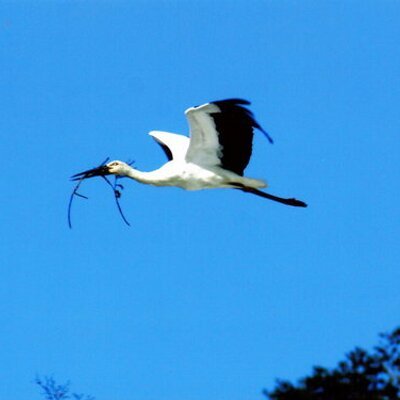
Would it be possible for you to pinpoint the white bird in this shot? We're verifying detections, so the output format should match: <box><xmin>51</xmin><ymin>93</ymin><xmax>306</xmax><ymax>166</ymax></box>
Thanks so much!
<box><xmin>72</xmin><ymin>98</ymin><xmax>307</xmax><ymax>207</ymax></box>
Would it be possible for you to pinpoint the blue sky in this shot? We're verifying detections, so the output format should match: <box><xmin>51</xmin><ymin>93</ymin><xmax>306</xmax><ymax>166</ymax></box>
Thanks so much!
<box><xmin>1</xmin><ymin>1</ymin><xmax>399</xmax><ymax>399</ymax></box>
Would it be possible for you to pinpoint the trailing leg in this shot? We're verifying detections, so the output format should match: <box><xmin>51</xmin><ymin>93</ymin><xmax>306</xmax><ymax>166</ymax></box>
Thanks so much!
<box><xmin>232</xmin><ymin>183</ymin><xmax>307</xmax><ymax>207</ymax></box>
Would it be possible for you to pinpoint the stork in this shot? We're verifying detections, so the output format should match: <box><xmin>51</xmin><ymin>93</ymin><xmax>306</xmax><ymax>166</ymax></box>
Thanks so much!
<box><xmin>71</xmin><ymin>99</ymin><xmax>307</xmax><ymax>209</ymax></box>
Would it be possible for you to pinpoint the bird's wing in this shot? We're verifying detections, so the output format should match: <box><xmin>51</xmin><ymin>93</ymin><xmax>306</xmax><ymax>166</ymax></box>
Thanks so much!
<box><xmin>184</xmin><ymin>99</ymin><xmax>272</xmax><ymax>176</ymax></box>
<box><xmin>149</xmin><ymin>131</ymin><xmax>190</xmax><ymax>161</ymax></box>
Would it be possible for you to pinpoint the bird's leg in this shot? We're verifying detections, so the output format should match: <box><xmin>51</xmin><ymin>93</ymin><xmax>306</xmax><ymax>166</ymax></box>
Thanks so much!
<box><xmin>233</xmin><ymin>183</ymin><xmax>307</xmax><ymax>207</ymax></box>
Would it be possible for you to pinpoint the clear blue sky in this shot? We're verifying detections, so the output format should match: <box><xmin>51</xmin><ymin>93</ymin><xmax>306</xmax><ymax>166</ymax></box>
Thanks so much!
<box><xmin>1</xmin><ymin>1</ymin><xmax>399</xmax><ymax>399</ymax></box>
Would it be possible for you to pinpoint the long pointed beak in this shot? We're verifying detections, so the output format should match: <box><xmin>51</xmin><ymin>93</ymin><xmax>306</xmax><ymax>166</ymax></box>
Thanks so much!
<box><xmin>71</xmin><ymin>165</ymin><xmax>111</xmax><ymax>181</ymax></box>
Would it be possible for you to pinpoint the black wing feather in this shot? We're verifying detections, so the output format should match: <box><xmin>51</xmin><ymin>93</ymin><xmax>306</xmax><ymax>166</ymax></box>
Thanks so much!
<box><xmin>153</xmin><ymin>139</ymin><xmax>173</xmax><ymax>161</ymax></box>
<box><xmin>210</xmin><ymin>98</ymin><xmax>272</xmax><ymax>176</ymax></box>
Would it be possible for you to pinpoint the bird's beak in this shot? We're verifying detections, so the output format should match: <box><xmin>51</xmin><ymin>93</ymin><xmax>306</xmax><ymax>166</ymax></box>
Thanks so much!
<box><xmin>71</xmin><ymin>165</ymin><xmax>111</xmax><ymax>181</ymax></box>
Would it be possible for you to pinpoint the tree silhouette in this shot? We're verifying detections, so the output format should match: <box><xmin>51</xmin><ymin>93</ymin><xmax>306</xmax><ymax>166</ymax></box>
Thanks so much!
<box><xmin>34</xmin><ymin>328</ymin><xmax>400</xmax><ymax>400</ymax></box>
<box><xmin>264</xmin><ymin>327</ymin><xmax>400</xmax><ymax>400</ymax></box>
<box><xmin>35</xmin><ymin>376</ymin><xmax>94</xmax><ymax>400</ymax></box>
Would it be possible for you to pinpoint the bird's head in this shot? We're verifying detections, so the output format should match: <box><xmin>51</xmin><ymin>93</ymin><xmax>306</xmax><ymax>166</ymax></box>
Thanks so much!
<box><xmin>71</xmin><ymin>160</ymin><xmax>133</xmax><ymax>181</ymax></box>
<box><xmin>105</xmin><ymin>160</ymin><xmax>132</xmax><ymax>176</ymax></box>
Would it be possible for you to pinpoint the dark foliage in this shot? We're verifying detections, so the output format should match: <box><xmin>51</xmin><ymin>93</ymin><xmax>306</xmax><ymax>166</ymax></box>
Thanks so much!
<box><xmin>35</xmin><ymin>376</ymin><xmax>94</xmax><ymax>400</ymax></box>
<box><xmin>264</xmin><ymin>327</ymin><xmax>400</xmax><ymax>400</ymax></box>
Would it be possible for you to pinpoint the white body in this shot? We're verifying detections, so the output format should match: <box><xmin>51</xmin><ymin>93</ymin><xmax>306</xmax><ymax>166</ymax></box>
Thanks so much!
<box><xmin>127</xmin><ymin>152</ymin><xmax>266</xmax><ymax>191</ymax></box>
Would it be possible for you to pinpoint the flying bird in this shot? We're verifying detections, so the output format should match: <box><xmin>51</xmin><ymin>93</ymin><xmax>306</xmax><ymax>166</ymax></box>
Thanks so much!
<box><xmin>71</xmin><ymin>99</ymin><xmax>307</xmax><ymax>221</ymax></box>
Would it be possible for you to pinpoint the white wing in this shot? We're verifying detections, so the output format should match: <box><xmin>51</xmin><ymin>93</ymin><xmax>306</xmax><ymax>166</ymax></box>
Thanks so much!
<box><xmin>184</xmin><ymin>99</ymin><xmax>272</xmax><ymax>176</ymax></box>
<box><xmin>149</xmin><ymin>131</ymin><xmax>190</xmax><ymax>161</ymax></box>
<box><xmin>184</xmin><ymin>103</ymin><xmax>222</xmax><ymax>168</ymax></box>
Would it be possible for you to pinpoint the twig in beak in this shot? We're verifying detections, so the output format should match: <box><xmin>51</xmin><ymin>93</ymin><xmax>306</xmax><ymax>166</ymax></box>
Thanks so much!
<box><xmin>68</xmin><ymin>157</ymin><xmax>110</xmax><ymax>229</ymax></box>
<box><xmin>100</xmin><ymin>175</ymin><xmax>131</xmax><ymax>227</ymax></box>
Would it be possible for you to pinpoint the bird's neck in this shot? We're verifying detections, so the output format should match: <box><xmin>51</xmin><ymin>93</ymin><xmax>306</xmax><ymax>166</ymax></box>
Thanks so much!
<box><xmin>124</xmin><ymin>166</ymin><xmax>160</xmax><ymax>185</ymax></box>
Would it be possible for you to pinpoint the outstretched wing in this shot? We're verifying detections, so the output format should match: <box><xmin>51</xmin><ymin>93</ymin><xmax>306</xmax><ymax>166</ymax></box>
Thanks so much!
<box><xmin>149</xmin><ymin>131</ymin><xmax>190</xmax><ymax>161</ymax></box>
<box><xmin>184</xmin><ymin>98</ymin><xmax>272</xmax><ymax>176</ymax></box>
